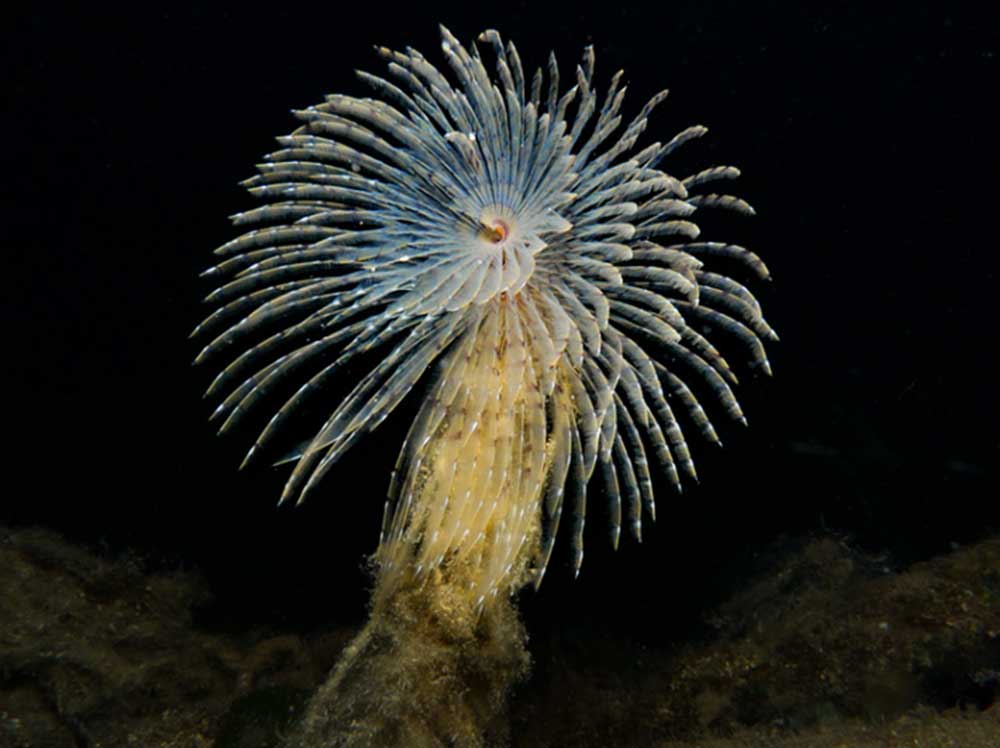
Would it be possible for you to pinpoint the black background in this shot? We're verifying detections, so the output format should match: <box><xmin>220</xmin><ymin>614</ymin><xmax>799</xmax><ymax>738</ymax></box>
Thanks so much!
<box><xmin>6</xmin><ymin>2</ymin><xmax>999</xmax><ymax>642</ymax></box>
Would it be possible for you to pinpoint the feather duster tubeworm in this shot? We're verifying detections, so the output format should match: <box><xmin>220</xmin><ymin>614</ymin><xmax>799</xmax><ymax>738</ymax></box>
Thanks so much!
<box><xmin>196</xmin><ymin>26</ymin><xmax>774</xmax><ymax>602</ymax></box>
<box><xmin>196</xmin><ymin>26</ymin><xmax>773</xmax><ymax>743</ymax></box>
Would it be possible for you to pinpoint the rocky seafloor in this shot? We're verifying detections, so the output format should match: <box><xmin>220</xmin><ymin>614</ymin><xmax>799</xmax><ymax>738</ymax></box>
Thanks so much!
<box><xmin>1</xmin><ymin>526</ymin><xmax>997</xmax><ymax>748</ymax></box>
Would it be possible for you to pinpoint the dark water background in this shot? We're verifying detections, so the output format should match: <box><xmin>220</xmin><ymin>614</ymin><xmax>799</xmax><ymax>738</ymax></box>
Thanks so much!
<box><xmin>6</xmin><ymin>1</ymin><xmax>998</xmax><ymax>645</ymax></box>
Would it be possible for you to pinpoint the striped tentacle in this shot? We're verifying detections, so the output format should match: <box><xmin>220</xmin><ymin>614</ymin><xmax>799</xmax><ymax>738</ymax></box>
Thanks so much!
<box><xmin>197</xmin><ymin>26</ymin><xmax>773</xmax><ymax>598</ymax></box>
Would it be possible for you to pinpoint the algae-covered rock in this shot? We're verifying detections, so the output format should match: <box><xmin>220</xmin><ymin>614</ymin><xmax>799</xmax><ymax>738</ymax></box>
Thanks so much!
<box><xmin>0</xmin><ymin>526</ymin><xmax>345</xmax><ymax>748</ymax></box>
<box><xmin>1</xmin><ymin>527</ymin><xmax>997</xmax><ymax>747</ymax></box>
<box><xmin>511</xmin><ymin>535</ymin><xmax>999</xmax><ymax>747</ymax></box>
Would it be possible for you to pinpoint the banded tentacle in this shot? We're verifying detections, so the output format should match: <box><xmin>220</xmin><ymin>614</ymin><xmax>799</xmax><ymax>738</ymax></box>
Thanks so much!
<box><xmin>196</xmin><ymin>25</ymin><xmax>774</xmax><ymax>599</ymax></box>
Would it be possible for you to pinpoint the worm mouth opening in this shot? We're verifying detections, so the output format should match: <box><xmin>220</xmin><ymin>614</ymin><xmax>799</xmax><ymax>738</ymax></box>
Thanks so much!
<box><xmin>479</xmin><ymin>219</ymin><xmax>509</xmax><ymax>244</ymax></box>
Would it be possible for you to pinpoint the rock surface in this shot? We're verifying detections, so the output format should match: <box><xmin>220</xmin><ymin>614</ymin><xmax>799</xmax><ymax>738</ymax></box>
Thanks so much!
<box><xmin>1</xmin><ymin>527</ymin><xmax>997</xmax><ymax>747</ymax></box>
